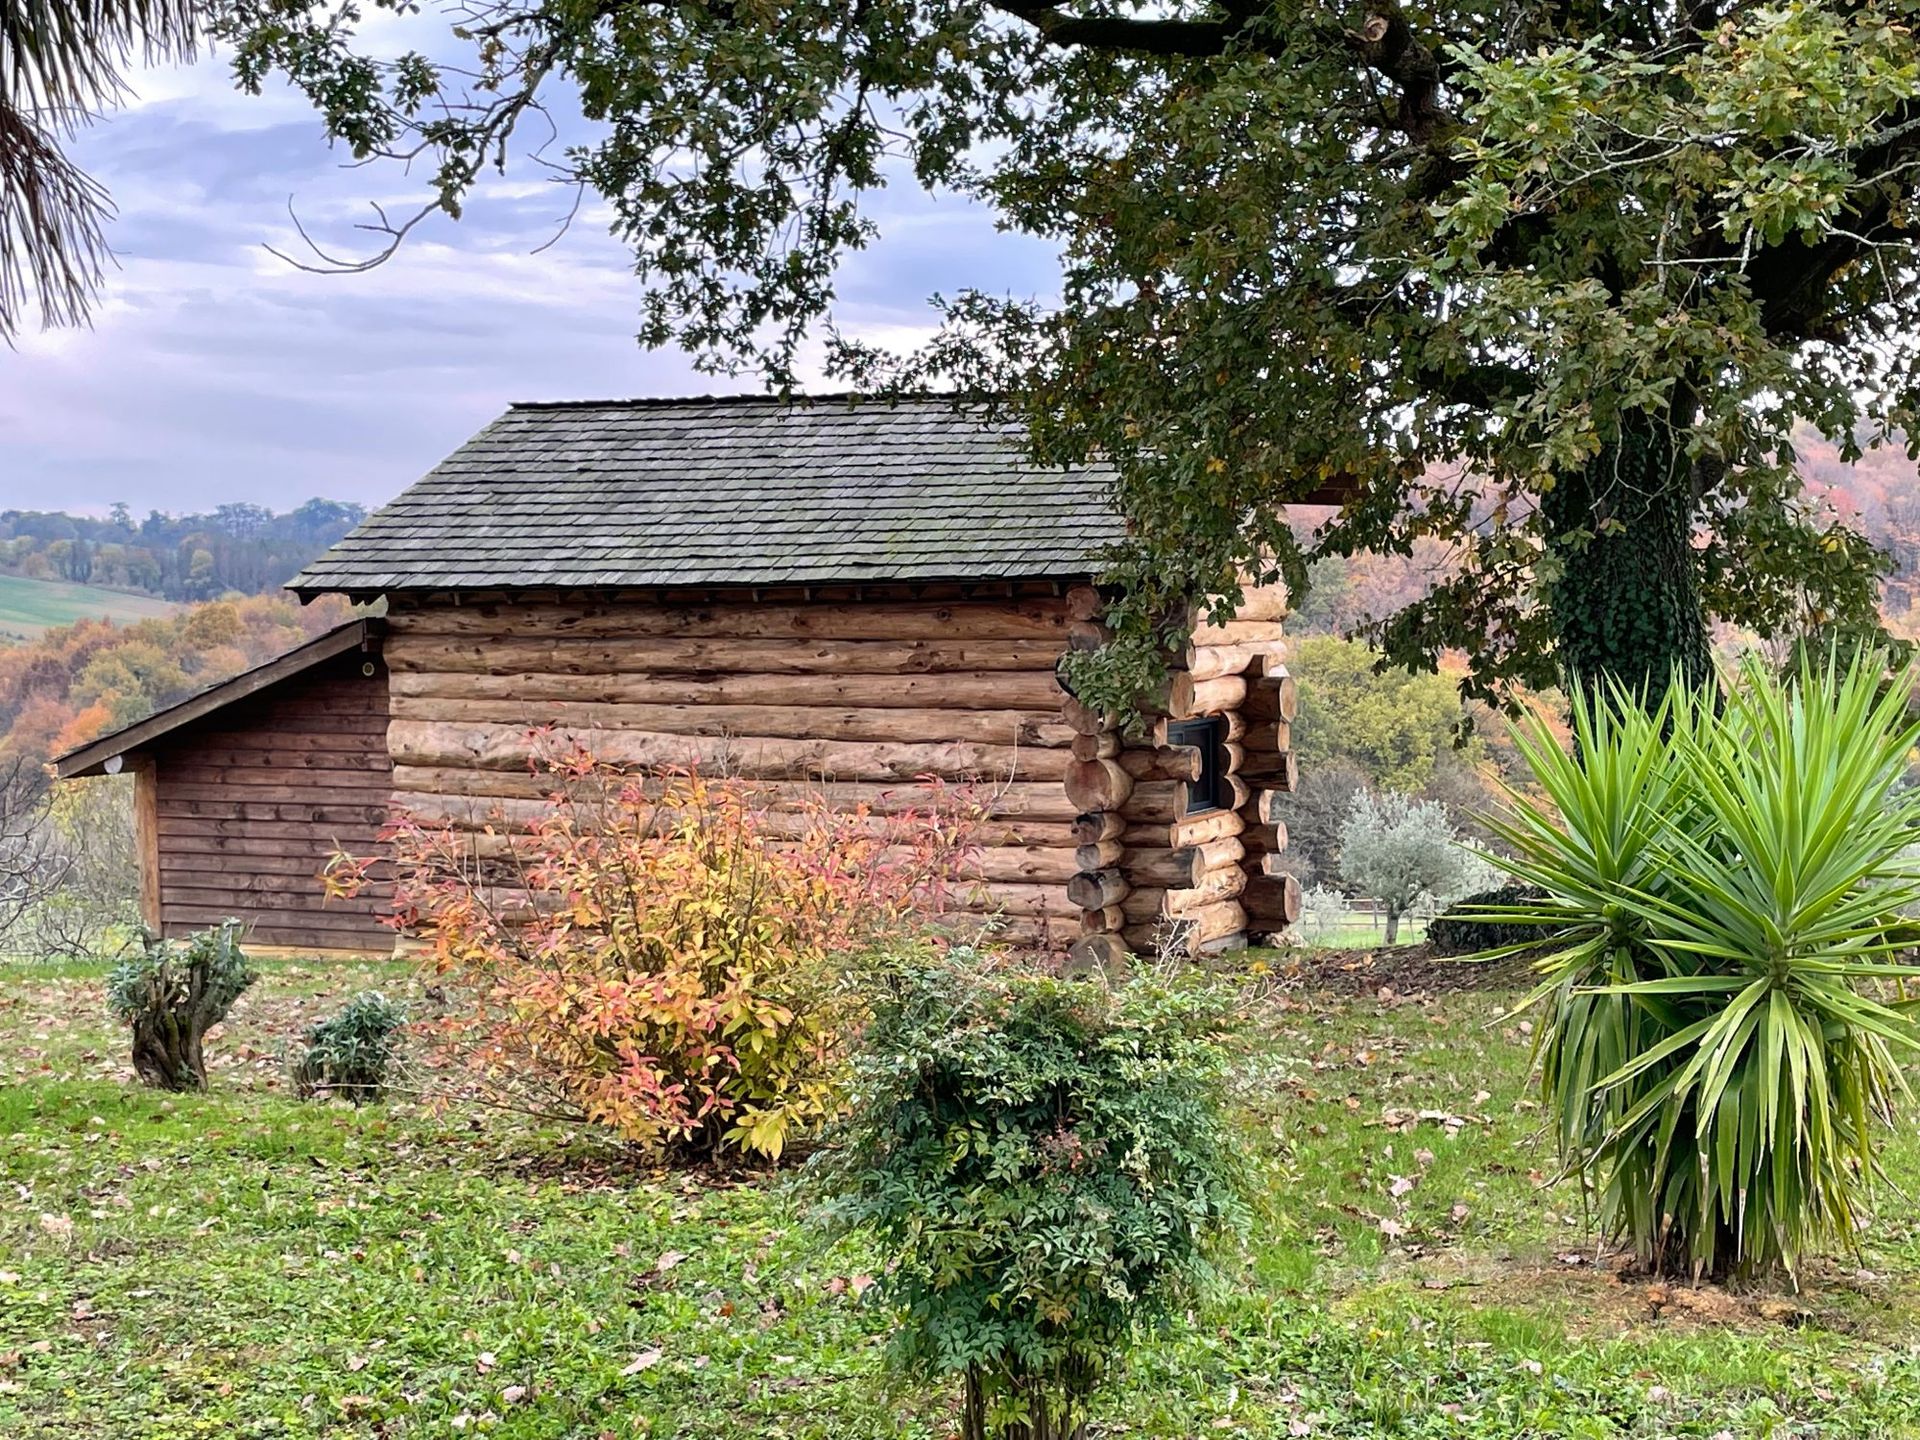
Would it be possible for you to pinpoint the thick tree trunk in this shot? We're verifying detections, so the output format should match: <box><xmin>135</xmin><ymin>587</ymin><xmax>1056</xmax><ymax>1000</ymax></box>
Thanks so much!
<box><xmin>1541</xmin><ymin>409</ymin><xmax>1712</xmax><ymax>703</ymax></box>
<box><xmin>1383</xmin><ymin>904</ymin><xmax>1401</xmax><ymax>945</ymax></box>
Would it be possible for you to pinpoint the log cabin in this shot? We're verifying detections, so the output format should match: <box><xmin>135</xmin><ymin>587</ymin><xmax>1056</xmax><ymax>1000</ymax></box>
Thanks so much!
<box><xmin>56</xmin><ymin>395</ymin><xmax>1304</xmax><ymax>966</ymax></box>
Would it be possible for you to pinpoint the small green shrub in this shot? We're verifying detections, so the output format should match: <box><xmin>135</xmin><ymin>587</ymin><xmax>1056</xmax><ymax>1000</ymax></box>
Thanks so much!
<box><xmin>106</xmin><ymin>921</ymin><xmax>256</xmax><ymax>1091</ymax></box>
<box><xmin>816</xmin><ymin>950</ymin><xmax>1247</xmax><ymax>1440</ymax></box>
<box><xmin>1427</xmin><ymin>883</ymin><xmax>1545</xmax><ymax>955</ymax></box>
<box><xmin>1485</xmin><ymin>653</ymin><xmax>1920</xmax><ymax>1282</ymax></box>
<box><xmin>291</xmin><ymin>992</ymin><xmax>407</xmax><ymax>1103</ymax></box>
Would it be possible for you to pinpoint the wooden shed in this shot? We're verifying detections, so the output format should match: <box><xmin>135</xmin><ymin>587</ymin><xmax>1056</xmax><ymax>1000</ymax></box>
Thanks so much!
<box><xmin>61</xmin><ymin>395</ymin><xmax>1303</xmax><ymax>964</ymax></box>
<box><xmin>52</xmin><ymin>619</ymin><xmax>392</xmax><ymax>951</ymax></box>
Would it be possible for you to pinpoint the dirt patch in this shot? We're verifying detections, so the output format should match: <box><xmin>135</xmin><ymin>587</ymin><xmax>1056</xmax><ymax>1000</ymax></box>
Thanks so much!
<box><xmin>1418</xmin><ymin>1252</ymin><xmax>1900</xmax><ymax>1340</ymax></box>
<box><xmin>1262</xmin><ymin>943</ymin><xmax>1530</xmax><ymax>996</ymax></box>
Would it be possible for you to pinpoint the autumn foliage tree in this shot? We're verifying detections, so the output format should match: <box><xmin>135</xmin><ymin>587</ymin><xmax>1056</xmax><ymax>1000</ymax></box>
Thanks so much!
<box><xmin>216</xmin><ymin>0</ymin><xmax>1920</xmax><ymax>708</ymax></box>
<box><xmin>327</xmin><ymin>750</ymin><xmax>982</xmax><ymax>1160</ymax></box>
<box><xmin>0</xmin><ymin>591</ymin><xmax>356</xmax><ymax>764</ymax></box>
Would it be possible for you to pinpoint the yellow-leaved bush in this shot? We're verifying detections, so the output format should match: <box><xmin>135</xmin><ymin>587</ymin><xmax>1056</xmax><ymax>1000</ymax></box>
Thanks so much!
<box><xmin>325</xmin><ymin>744</ymin><xmax>983</xmax><ymax>1159</ymax></box>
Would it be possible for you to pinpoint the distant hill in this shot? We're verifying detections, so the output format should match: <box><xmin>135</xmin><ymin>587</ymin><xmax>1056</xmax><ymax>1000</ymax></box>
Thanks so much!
<box><xmin>0</xmin><ymin>499</ymin><xmax>366</xmax><ymax>605</ymax></box>
<box><xmin>0</xmin><ymin>574</ymin><xmax>176</xmax><ymax>644</ymax></box>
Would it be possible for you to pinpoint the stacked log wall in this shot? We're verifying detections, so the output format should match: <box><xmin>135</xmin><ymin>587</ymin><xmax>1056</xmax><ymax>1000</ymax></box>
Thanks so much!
<box><xmin>1063</xmin><ymin>581</ymin><xmax>1300</xmax><ymax>969</ymax></box>
<box><xmin>149</xmin><ymin>651</ymin><xmax>393</xmax><ymax>947</ymax></box>
<box><xmin>381</xmin><ymin>589</ymin><xmax>1087</xmax><ymax>950</ymax></box>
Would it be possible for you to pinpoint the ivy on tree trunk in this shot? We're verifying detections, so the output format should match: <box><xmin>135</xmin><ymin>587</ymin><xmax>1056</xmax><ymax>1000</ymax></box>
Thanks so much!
<box><xmin>1543</xmin><ymin>411</ymin><xmax>1714</xmax><ymax>703</ymax></box>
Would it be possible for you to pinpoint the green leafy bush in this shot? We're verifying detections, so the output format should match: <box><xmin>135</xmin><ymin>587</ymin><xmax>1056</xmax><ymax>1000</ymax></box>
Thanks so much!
<box><xmin>106</xmin><ymin>921</ymin><xmax>256</xmax><ymax>1091</ymax></box>
<box><xmin>291</xmin><ymin>992</ymin><xmax>407</xmax><ymax>1103</ymax></box>
<box><xmin>1427</xmin><ymin>883</ymin><xmax>1546</xmax><ymax>955</ymax></box>
<box><xmin>816</xmin><ymin>951</ymin><xmax>1247</xmax><ymax>1440</ymax></box>
<box><xmin>1484</xmin><ymin>654</ymin><xmax>1920</xmax><ymax>1281</ymax></box>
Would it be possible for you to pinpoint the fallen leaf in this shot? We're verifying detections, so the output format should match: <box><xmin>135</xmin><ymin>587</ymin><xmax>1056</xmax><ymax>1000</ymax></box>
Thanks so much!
<box><xmin>621</xmin><ymin>1349</ymin><xmax>663</xmax><ymax>1376</ymax></box>
<box><xmin>655</xmin><ymin>1250</ymin><xmax>686</xmax><ymax>1273</ymax></box>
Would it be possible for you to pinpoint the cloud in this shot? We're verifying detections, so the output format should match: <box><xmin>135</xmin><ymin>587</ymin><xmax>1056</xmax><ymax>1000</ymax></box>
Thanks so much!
<box><xmin>0</xmin><ymin>37</ymin><xmax>1057</xmax><ymax>516</ymax></box>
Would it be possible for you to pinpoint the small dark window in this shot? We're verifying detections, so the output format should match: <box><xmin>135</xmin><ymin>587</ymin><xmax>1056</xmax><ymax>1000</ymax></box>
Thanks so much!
<box><xmin>1166</xmin><ymin>715</ymin><xmax>1229</xmax><ymax>815</ymax></box>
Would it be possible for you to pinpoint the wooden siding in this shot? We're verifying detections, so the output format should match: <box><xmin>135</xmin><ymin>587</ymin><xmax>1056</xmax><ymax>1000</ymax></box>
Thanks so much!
<box><xmin>382</xmin><ymin>587</ymin><xmax>1085</xmax><ymax>950</ymax></box>
<box><xmin>149</xmin><ymin>651</ymin><xmax>393</xmax><ymax>948</ymax></box>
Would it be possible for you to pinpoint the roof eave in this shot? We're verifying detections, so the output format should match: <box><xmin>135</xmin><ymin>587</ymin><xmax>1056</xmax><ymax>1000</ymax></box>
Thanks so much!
<box><xmin>52</xmin><ymin>619</ymin><xmax>385</xmax><ymax>780</ymax></box>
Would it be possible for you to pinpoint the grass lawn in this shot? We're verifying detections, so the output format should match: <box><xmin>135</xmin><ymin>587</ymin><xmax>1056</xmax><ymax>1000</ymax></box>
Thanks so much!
<box><xmin>0</xmin><ymin>574</ymin><xmax>176</xmax><ymax>643</ymax></box>
<box><xmin>5</xmin><ymin>954</ymin><xmax>1920</xmax><ymax>1439</ymax></box>
<box><xmin>1299</xmin><ymin>915</ymin><xmax>1430</xmax><ymax>948</ymax></box>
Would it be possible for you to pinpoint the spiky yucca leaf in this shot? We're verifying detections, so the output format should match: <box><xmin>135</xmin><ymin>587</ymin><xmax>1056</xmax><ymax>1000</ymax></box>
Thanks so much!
<box><xmin>1481</xmin><ymin>653</ymin><xmax>1920</xmax><ymax>1281</ymax></box>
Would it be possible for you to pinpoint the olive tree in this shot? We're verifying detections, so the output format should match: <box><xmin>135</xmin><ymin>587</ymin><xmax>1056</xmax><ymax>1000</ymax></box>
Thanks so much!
<box><xmin>1337</xmin><ymin>790</ymin><xmax>1479</xmax><ymax>944</ymax></box>
<box><xmin>214</xmin><ymin>0</ymin><xmax>1915</xmax><ymax>703</ymax></box>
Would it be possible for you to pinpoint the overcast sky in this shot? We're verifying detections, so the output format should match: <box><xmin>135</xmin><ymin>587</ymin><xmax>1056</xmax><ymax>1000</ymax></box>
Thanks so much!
<box><xmin>0</xmin><ymin>29</ymin><xmax>1058</xmax><ymax>518</ymax></box>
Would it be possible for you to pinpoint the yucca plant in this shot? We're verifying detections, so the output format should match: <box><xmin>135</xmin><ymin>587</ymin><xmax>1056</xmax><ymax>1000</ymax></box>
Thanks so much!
<box><xmin>1478</xmin><ymin>653</ymin><xmax>1920</xmax><ymax>1282</ymax></box>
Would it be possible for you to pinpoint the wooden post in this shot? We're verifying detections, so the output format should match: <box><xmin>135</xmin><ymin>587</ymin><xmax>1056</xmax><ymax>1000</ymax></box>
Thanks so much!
<box><xmin>130</xmin><ymin>755</ymin><xmax>162</xmax><ymax>934</ymax></box>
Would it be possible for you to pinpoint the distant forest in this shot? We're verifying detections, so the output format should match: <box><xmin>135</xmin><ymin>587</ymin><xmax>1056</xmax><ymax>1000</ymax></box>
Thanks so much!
<box><xmin>0</xmin><ymin>500</ymin><xmax>367</xmax><ymax>602</ymax></box>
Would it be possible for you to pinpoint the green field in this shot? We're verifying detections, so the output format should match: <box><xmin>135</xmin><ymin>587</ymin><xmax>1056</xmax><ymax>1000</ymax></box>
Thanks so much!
<box><xmin>0</xmin><ymin>573</ymin><xmax>176</xmax><ymax>642</ymax></box>
<box><xmin>6</xmin><ymin>954</ymin><xmax>1920</xmax><ymax>1438</ymax></box>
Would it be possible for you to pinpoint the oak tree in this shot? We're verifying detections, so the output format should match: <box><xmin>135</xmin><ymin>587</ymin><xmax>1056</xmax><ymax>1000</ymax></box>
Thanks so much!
<box><xmin>217</xmin><ymin>0</ymin><xmax>1915</xmax><ymax>702</ymax></box>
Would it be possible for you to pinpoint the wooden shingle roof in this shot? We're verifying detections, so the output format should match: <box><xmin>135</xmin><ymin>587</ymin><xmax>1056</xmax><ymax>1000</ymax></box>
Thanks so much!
<box><xmin>289</xmin><ymin>396</ymin><xmax>1125</xmax><ymax>597</ymax></box>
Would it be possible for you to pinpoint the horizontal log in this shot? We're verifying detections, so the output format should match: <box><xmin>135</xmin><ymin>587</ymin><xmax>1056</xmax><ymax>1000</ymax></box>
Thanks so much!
<box><xmin>1245</xmin><ymin>789</ymin><xmax>1288</xmax><ymax>824</ymax></box>
<box><xmin>1074</xmin><ymin>839</ymin><xmax>1124</xmax><ymax>871</ymax></box>
<box><xmin>387</xmin><ymin>719</ymin><xmax>1069</xmax><ymax>785</ymax></box>
<box><xmin>1124</xmin><ymin>900</ymin><xmax>1246</xmax><ymax>954</ymax></box>
<box><xmin>1070</xmin><ymin>731</ymin><xmax>1121</xmax><ymax>761</ymax></box>
<box><xmin>390</xmin><ymin>697</ymin><xmax>1077</xmax><ymax>749</ymax></box>
<box><xmin>1233</xmin><ymin>582</ymin><xmax>1289</xmax><ymax>623</ymax></box>
<box><xmin>1116</xmin><ymin>781</ymin><xmax>1188</xmax><ymax>825</ymax></box>
<box><xmin>1066</xmin><ymin>933</ymin><xmax>1131</xmax><ymax>972</ymax></box>
<box><xmin>1243</xmin><ymin>874</ymin><xmax>1304</xmax><ymax>927</ymax></box>
<box><xmin>1242</xmin><ymin>722</ymin><xmax>1293</xmax><ymax>753</ymax></box>
<box><xmin>1168</xmin><ymin>675</ymin><xmax>1247</xmax><ymax>720</ymax></box>
<box><xmin>956</xmin><ymin>882</ymin><xmax>1077</xmax><ymax>919</ymax></box>
<box><xmin>1066</xmin><ymin>869</ymin><xmax>1130</xmax><ymax>910</ymax></box>
<box><xmin>1241</xmin><ymin>821</ymin><xmax>1289</xmax><ymax>855</ymax></box>
<box><xmin>1070</xmin><ymin>811</ymin><xmax>1127</xmax><ymax>845</ymax></box>
<box><xmin>1066</xmin><ymin>620</ymin><xmax>1112</xmax><ymax>652</ymax></box>
<box><xmin>1077</xmin><ymin>904</ymin><xmax>1126</xmax><ymax>936</ymax></box>
<box><xmin>1064</xmin><ymin>759</ymin><xmax>1132</xmax><ymax>813</ymax></box>
<box><xmin>1117</xmin><ymin>745</ymin><xmax>1203</xmax><ymax>782</ymax></box>
<box><xmin>1243</xmin><ymin>672</ymin><xmax>1299</xmax><ymax>724</ymax></box>
<box><xmin>386</xmin><ymin>636</ymin><xmax>1062</xmax><ymax>677</ymax></box>
<box><xmin>962</xmin><ymin>846</ymin><xmax>1081</xmax><ymax>885</ymax></box>
<box><xmin>1170</xmin><ymin>865</ymin><xmax>1250</xmax><ymax>915</ymax></box>
<box><xmin>391</xmin><ymin>668</ymin><xmax>1068</xmax><ymax>711</ymax></box>
<box><xmin>391</xmin><ymin>767</ymin><xmax>1083</xmax><ymax>820</ymax></box>
<box><xmin>1059</xmin><ymin>696</ymin><xmax>1118</xmax><ymax>735</ymax></box>
<box><xmin>397</xmin><ymin>793</ymin><xmax>1076</xmax><ymax>850</ymax></box>
<box><xmin>387</xmin><ymin>596</ymin><xmax>1073</xmax><ymax>642</ymax></box>
<box><xmin>1238</xmin><ymin>751</ymin><xmax>1298</xmax><ymax>791</ymax></box>
<box><xmin>1118</xmin><ymin>809</ymin><xmax>1247</xmax><ymax>850</ymax></box>
<box><xmin>944</xmin><ymin>913</ymin><xmax>1080</xmax><ymax>951</ymax></box>
<box><xmin>1121</xmin><ymin>847</ymin><xmax>1202</xmax><ymax>889</ymax></box>
<box><xmin>1065</xmin><ymin>586</ymin><xmax>1105</xmax><ymax>622</ymax></box>
<box><xmin>1181</xmin><ymin>645</ymin><xmax>1263</xmax><ymax>683</ymax></box>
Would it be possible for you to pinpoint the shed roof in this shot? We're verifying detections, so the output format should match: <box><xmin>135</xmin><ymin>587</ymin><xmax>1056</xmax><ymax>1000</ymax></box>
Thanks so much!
<box><xmin>52</xmin><ymin>619</ymin><xmax>383</xmax><ymax>779</ymax></box>
<box><xmin>289</xmin><ymin>395</ymin><xmax>1126</xmax><ymax>597</ymax></box>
